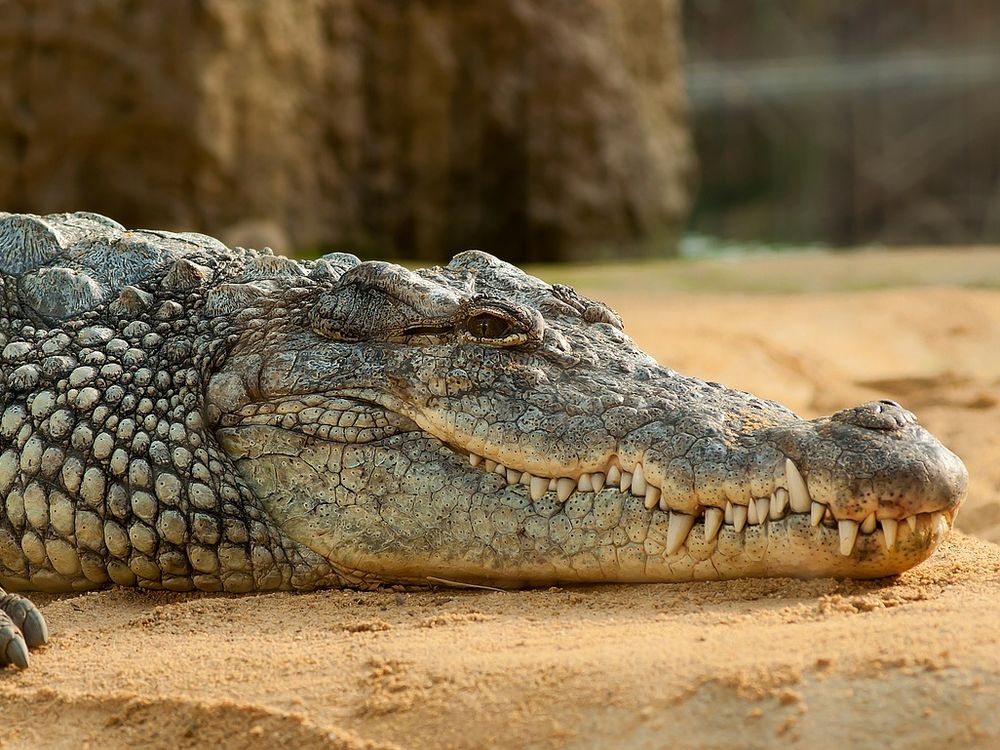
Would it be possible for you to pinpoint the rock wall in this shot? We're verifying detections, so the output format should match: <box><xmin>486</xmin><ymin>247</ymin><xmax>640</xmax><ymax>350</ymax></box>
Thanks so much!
<box><xmin>0</xmin><ymin>0</ymin><xmax>693</xmax><ymax>262</ymax></box>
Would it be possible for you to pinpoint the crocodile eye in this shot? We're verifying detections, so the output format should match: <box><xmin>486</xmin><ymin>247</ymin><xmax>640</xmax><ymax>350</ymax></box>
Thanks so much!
<box><xmin>465</xmin><ymin>313</ymin><xmax>513</xmax><ymax>340</ymax></box>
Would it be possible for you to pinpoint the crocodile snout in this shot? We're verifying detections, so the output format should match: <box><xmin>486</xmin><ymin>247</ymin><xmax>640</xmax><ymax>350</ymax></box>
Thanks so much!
<box><xmin>767</xmin><ymin>399</ymin><xmax>967</xmax><ymax>526</ymax></box>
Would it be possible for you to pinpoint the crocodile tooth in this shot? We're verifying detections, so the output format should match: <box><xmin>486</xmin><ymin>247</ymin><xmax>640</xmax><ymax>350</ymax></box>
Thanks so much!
<box><xmin>620</xmin><ymin>471</ymin><xmax>632</xmax><ymax>493</ymax></box>
<box><xmin>577</xmin><ymin>473</ymin><xmax>593</xmax><ymax>492</ymax></box>
<box><xmin>810</xmin><ymin>501</ymin><xmax>825</xmax><ymax>527</ymax></box>
<box><xmin>881</xmin><ymin>518</ymin><xmax>898</xmax><ymax>550</ymax></box>
<box><xmin>506</xmin><ymin>468</ymin><xmax>521</xmax><ymax>484</ymax></box>
<box><xmin>556</xmin><ymin>477</ymin><xmax>575</xmax><ymax>502</ymax></box>
<box><xmin>520</xmin><ymin>471</ymin><xmax>533</xmax><ymax>485</ymax></box>
<box><xmin>771</xmin><ymin>488</ymin><xmax>788</xmax><ymax>518</ymax></box>
<box><xmin>704</xmin><ymin>507</ymin><xmax>724</xmax><ymax>541</ymax></box>
<box><xmin>493</xmin><ymin>463</ymin><xmax>507</xmax><ymax>477</ymax></box>
<box><xmin>861</xmin><ymin>511</ymin><xmax>877</xmax><ymax>534</ymax></box>
<box><xmin>607</xmin><ymin>465</ymin><xmax>622</xmax><ymax>484</ymax></box>
<box><xmin>786</xmin><ymin>458</ymin><xmax>811</xmax><ymax>512</ymax></box>
<box><xmin>755</xmin><ymin>497</ymin><xmax>769</xmax><ymax>524</ymax></box>
<box><xmin>906</xmin><ymin>516</ymin><xmax>917</xmax><ymax>531</ymax></box>
<box><xmin>838</xmin><ymin>519</ymin><xmax>859</xmax><ymax>556</ymax></box>
<box><xmin>485</xmin><ymin>459</ymin><xmax>497</xmax><ymax>473</ymax></box>
<box><xmin>747</xmin><ymin>497</ymin><xmax>759</xmax><ymax>525</ymax></box>
<box><xmin>932</xmin><ymin>512</ymin><xmax>948</xmax><ymax>536</ymax></box>
<box><xmin>548</xmin><ymin>477</ymin><xmax>557</xmax><ymax>491</ymax></box>
<box><xmin>724</xmin><ymin>501</ymin><xmax>734</xmax><ymax>524</ymax></box>
<box><xmin>666</xmin><ymin>512</ymin><xmax>696</xmax><ymax>555</ymax></box>
<box><xmin>591</xmin><ymin>472</ymin><xmax>606</xmax><ymax>492</ymax></box>
<box><xmin>644</xmin><ymin>485</ymin><xmax>660</xmax><ymax>510</ymax></box>
<box><xmin>530</xmin><ymin>475</ymin><xmax>549</xmax><ymax>501</ymax></box>
<box><xmin>733</xmin><ymin>504</ymin><xmax>748</xmax><ymax>533</ymax></box>
<box><xmin>631</xmin><ymin>464</ymin><xmax>647</xmax><ymax>496</ymax></box>
<box><xmin>470</xmin><ymin>454</ymin><xmax>482</xmax><ymax>468</ymax></box>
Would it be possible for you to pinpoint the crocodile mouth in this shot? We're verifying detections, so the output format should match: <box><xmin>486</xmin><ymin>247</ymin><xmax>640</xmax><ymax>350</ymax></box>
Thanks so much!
<box><xmin>217</xmin><ymin>393</ymin><xmax>961</xmax><ymax>578</ymax></box>
<box><xmin>458</xmin><ymin>449</ymin><xmax>956</xmax><ymax>559</ymax></box>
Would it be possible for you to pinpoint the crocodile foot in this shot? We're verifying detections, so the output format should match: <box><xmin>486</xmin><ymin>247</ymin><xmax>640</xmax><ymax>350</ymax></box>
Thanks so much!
<box><xmin>0</xmin><ymin>590</ymin><xmax>49</xmax><ymax>669</ymax></box>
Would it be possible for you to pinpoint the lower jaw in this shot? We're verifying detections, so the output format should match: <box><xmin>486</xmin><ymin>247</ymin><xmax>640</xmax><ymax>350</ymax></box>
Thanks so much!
<box><xmin>335</xmin><ymin>510</ymin><xmax>953</xmax><ymax>588</ymax></box>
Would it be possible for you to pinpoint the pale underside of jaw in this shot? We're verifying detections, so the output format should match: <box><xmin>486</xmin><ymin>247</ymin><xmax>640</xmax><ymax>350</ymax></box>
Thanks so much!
<box><xmin>466</xmin><ymin>451</ymin><xmax>952</xmax><ymax>559</ymax></box>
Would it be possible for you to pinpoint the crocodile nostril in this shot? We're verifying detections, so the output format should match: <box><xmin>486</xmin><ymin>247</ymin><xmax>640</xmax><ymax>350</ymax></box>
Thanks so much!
<box><xmin>831</xmin><ymin>400</ymin><xmax>917</xmax><ymax>431</ymax></box>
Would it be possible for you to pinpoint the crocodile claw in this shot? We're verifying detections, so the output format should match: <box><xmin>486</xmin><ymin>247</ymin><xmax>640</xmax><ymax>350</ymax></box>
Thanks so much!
<box><xmin>1</xmin><ymin>625</ymin><xmax>29</xmax><ymax>669</ymax></box>
<box><xmin>0</xmin><ymin>591</ymin><xmax>48</xmax><ymax>668</ymax></box>
<box><xmin>19</xmin><ymin>607</ymin><xmax>49</xmax><ymax>648</ymax></box>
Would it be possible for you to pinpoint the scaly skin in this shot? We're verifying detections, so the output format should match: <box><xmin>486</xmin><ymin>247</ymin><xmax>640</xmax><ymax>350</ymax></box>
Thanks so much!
<box><xmin>0</xmin><ymin>212</ymin><xmax>968</xmax><ymax>667</ymax></box>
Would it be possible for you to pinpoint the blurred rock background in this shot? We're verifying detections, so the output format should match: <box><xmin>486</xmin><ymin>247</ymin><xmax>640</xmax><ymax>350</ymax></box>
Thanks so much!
<box><xmin>3</xmin><ymin>1</ymin><xmax>999</xmax><ymax>260</ymax></box>
<box><xmin>0</xmin><ymin>0</ymin><xmax>692</xmax><ymax>262</ymax></box>
<box><xmin>685</xmin><ymin>0</ymin><xmax>1000</xmax><ymax>246</ymax></box>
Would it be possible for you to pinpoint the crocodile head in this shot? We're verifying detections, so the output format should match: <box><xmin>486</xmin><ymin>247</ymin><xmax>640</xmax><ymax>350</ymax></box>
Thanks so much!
<box><xmin>210</xmin><ymin>250</ymin><xmax>967</xmax><ymax>585</ymax></box>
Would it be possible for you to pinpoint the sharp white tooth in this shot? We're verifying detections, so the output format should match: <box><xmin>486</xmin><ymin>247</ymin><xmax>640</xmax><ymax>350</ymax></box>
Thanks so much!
<box><xmin>747</xmin><ymin>498</ymin><xmax>759</xmax><ymax>525</ymax></box>
<box><xmin>592</xmin><ymin>472</ymin><xmax>606</xmax><ymax>492</ymax></box>
<box><xmin>620</xmin><ymin>471</ymin><xmax>632</xmax><ymax>493</ymax></box>
<box><xmin>755</xmin><ymin>497</ymin><xmax>769</xmax><ymax>524</ymax></box>
<box><xmin>786</xmin><ymin>458</ymin><xmax>811</xmax><ymax>512</ymax></box>
<box><xmin>577</xmin><ymin>473</ymin><xmax>593</xmax><ymax>492</ymax></box>
<box><xmin>485</xmin><ymin>459</ymin><xmax>497</xmax><ymax>473</ymax></box>
<box><xmin>906</xmin><ymin>515</ymin><xmax>917</xmax><ymax>531</ymax></box>
<box><xmin>771</xmin><ymin>489</ymin><xmax>788</xmax><ymax>518</ymax></box>
<box><xmin>838</xmin><ymin>519</ymin><xmax>859</xmax><ymax>556</ymax></box>
<box><xmin>644</xmin><ymin>485</ymin><xmax>660</xmax><ymax>510</ymax></box>
<box><xmin>493</xmin><ymin>463</ymin><xmax>507</xmax><ymax>476</ymax></box>
<box><xmin>520</xmin><ymin>471</ymin><xmax>534</xmax><ymax>485</ymax></box>
<box><xmin>861</xmin><ymin>511</ymin><xmax>877</xmax><ymax>534</ymax></box>
<box><xmin>704</xmin><ymin>507</ymin><xmax>724</xmax><ymax>541</ymax></box>
<box><xmin>530</xmin><ymin>476</ymin><xmax>549</xmax><ymax>501</ymax></box>
<box><xmin>881</xmin><ymin>518</ymin><xmax>898</xmax><ymax>550</ymax></box>
<box><xmin>506</xmin><ymin>468</ymin><xmax>521</xmax><ymax>484</ymax></box>
<box><xmin>810</xmin><ymin>501</ymin><xmax>825</xmax><ymax>527</ymax></box>
<box><xmin>724</xmin><ymin>501</ymin><xmax>734</xmax><ymax>524</ymax></box>
<box><xmin>733</xmin><ymin>504</ymin><xmax>748</xmax><ymax>533</ymax></box>
<box><xmin>556</xmin><ymin>477</ymin><xmax>575</xmax><ymax>502</ymax></box>
<box><xmin>470</xmin><ymin>454</ymin><xmax>483</xmax><ymax>468</ymax></box>
<box><xmin>666</xmin><ymin>512</ymin><xmax>696</xmax><ymax>555</ymax></box>
<box><xmin>631</xmin><ymin>464</ymin><xmax>647</xmax><ymax>496</ymax></box>
<box><xmin>548</xmin><ymin>478</ymin><xmax>557</xmax><ymax>491</ymax></box>
<box><xmin>607</xmin><ymin>465</ymin><xmax>622</xmax><ymax>484</ymax></box>
<box><xmin>932</xmin><ymin>511</ymin><xmax>948</xmax><ymax>534</ymax></box>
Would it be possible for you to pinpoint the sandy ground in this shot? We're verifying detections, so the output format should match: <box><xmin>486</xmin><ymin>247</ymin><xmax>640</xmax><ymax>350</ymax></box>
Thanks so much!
<box><xmin>2</xmin><ymin>248</ymin><xmax>1000</xmax><ymax>749</ymax></box>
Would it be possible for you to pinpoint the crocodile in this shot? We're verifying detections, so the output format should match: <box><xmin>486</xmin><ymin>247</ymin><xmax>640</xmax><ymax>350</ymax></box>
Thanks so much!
<box><xmin>0</xmin><ymin>212</ymin><xmax>967</xmax><ymax>668</ymax></box>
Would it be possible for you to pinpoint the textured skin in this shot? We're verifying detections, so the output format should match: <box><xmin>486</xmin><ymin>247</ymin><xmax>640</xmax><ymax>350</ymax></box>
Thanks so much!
<box><xmin>0</xmin><ymin>212</ymin><xmax>969</xmax><ymax>662</ymax></box>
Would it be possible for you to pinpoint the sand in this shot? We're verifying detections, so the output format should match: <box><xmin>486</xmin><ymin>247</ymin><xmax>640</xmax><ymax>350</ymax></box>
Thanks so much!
<box><xmin>2</xmin><ymin>248</ymin><xmax>999</xmax><ymax>749</ymax></box>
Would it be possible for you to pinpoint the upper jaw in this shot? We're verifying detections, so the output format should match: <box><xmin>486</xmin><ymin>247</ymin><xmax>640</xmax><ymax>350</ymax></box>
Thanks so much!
<box><xmin>438</xmin><ymin>399</ymin><xmax>967</xmax><ymax>558</ymax></box>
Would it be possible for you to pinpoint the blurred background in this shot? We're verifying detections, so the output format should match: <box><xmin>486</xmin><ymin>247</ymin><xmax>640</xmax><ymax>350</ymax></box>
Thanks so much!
<box><xmin>3</xmin><ymin>0</ymin><xmax>999</xmax><ymax>260</ymax></box>
<box><xmin>685</xmin><ymin>0</ymin><xmax>1000</xmax><ymax>249</ymax></box>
